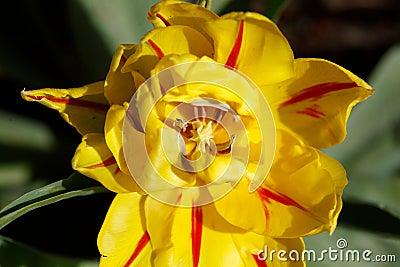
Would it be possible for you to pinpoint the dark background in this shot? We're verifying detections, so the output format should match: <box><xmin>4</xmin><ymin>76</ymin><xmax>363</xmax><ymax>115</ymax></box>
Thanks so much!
<box><xmin>0</xmin><ymin>0</ymin><xmax>399</xmax><ymax>260</ymax></box>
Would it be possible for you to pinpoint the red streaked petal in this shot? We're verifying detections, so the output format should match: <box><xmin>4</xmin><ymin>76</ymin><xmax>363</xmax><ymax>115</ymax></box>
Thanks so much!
<box><xmin>156</xmin><ymin>13</ymin><xmax>171</xmax><ymax>26</ymax></box>
<box><xmin>124</xmin><ymin>231</ymin><xmax>151</xmax><ymax>267</ymax></box>
<box><xmin>280</xmin><ymin>82</ymin><xmax>358</xmax><ymax>107</ymax></box>
<box><xmin>266</xmin><ymin>58</ymin><xmax>372</xmax><ymax>148</ymax></box>
<box><xmin>296</xmin><ymin>104</ymin><xmax>325</xmax><ymax>119</ymax></box>
<box><xmin>225</xmin><ymin>20</ymin><xmax>244</xmax><ymax>68</ymax></box>
<box><xmin>191</xmin><ymin>206</ymin><xmax>203</xmax><ymax>267</ymax></box>
<box><xmin>258</xmin><ymin>187</ymin><xmax>308</xmax><ymax>213</ymax></box>
<box><xmin>121</xmin><ymin>55</ymin><xmax>128</xmax><ymax>63</ymax></box>
<box><xmin>72</xmin><ymin>133</ymin><xmax>140</xmax><ymax>193</ymax></box>
<box><xmin>147</xmin><ymin>39</ymin><xmax>165</xmax><ymax>59</ymax></box>
<box><xmin>21</xmin><ymin>82</ymin><xmax>108</xmax><ymax>135</ymax></box>
<box><xmin>83</xmin><ymin>156</ymin><xmax>116</xmax><ymax>169</ymax></box>
<box><xmin>252</xmin><ymin>254</ymin><xmax>268</xmax><ymax>267</ymax></box>
<box><xmin>25</xmin><ymin>95</ymin><xmax>109</xmax><ymax>113</ymax></box>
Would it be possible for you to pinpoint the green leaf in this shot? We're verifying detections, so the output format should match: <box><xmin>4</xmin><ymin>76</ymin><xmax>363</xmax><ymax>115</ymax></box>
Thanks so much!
<box><xmin>341</xmin><ymin>200</ymin><xmax>400</xmax><ymax>237</ymax></box>
<box><xmin>0</xmin><ymin>172</ymin><xmax>108</xmax><ymax>231</ymax></box>
<box><xmin>0</xmin><ymin>235</ymin><xmax>98</xmax><ymax>267</ymax></box>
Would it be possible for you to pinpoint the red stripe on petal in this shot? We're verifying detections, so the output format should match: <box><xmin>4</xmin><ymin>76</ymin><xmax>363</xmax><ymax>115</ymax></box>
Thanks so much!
<box><xmin>280</xmin><ymin>82</ymin><xmax>358</xmax><ymax>107</ymax></box>
<box><xmin>121</xmin><ymin>55</ymin><xmax>128</xmax><ymax>63</ymax></box>
<box><xmin>26</xmin><ymin>95</ymin><xmax>109</xmax><ymax>112</ymax></box>
<box><xmin>124</xmin><ymin>231</ymin><xmax>150</xmax><ymax>267</ymax></box>
<box><xmin>147</xmin><ymin>39</ymin><xmax>165</xmax><ymax>59</ymax></box>
<box><xmin>296</xmin><ymin>105</ymin><xmax>325</xmax><ymax>119</ymax></box>
<box><xmin>156</xmin><ymin>13</ymin><xmax>171</xmax><ymax>26</ymax></box>
<box><xmin>84</xmin><ymin>156</ymin><xmax>117</xmax><ymax>169</ymax></box>
<box><xmin>176</xmin><ymin>192</ymin><xmax>183</xmax><ymax>205</ymax></box>
<box><xmin>114</xmin><ymin>166</ymin><xmax>122</xmax><ymax>175</ymax></box>
<box><xmin>225</xmin><ymin>20</ymin><xmax>244</xmax><ymax>68</ymax></box>
<box><xmin>258</xmin><ymin>187</ymin><xmax>308</xmax><ymax>213</ymax></box>
<box><xmin>191</xmin><ymin>206</ymin><xmax>203</xmax><ymax>267</ymax></box>
<box><xmin>252</xmin><ymin>254</ymin><xmax>268</xmax><ymax>267</ymax></box>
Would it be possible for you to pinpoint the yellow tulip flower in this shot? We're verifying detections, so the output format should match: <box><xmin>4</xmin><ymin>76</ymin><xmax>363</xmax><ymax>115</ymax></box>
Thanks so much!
<box><xmin>21</xmin><ymin>1</ymin><xmax>372</xmax><ymax>266</ymax></box>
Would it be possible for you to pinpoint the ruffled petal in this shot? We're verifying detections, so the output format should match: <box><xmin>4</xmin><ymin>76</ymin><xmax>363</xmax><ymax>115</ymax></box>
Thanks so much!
<box><xmin>265</xmin><ymin>58</ymin><xmax>373</xmax><ymax>148</ymax></box>
<box><xmin>148</xmin><ymin>1</ymin><xmax>218</xmax><ymax>30</ymax></box>
<box><xmin>258</xmin><ymin>130</ymin><xmax>346</xmax><ymax>238</ymax></box>
<box><xmin>71</xmin><ymin>133</ymin><xmax>140</xmax><ymax>193</ymax></box>
<box><xmin>105</xmin><ymin>103</ymin><xmax>130</xmax><ymax>175</ymax></box>
<box><xmin>202</xmin><ymin>12</ymin><xmax>294</xmax><ymax>85</ymax></box>
<box><xmin>145</xmin><ymin>197</ymin><xmax>252</xmax><ymax>267</ymax></box>
<box><xmin>212</xmin><ymin>179</ymin><xmax>266</xmax><ymax>234</ymax></box>
<box><xmin>21</xmin><ymin>81</ymin><xmax>108</xmax><ymax>135</ymax></box>
<box><xmin>319</xmin><ymin>150</ymin><xmax>347</xmax><ymax>234</ymax></box>
<box><xmin>232</xmin><ymin>234</ymin><xmax>305</xmax><ymax>267</ymax></box>
<box><xmin>144</xmin><ymin>125</ymin><xmax>196</xmax><ymax>188</ymax></box>
<box><xmin>122</xmin><ymin>25</ymin><xmax>214</xmax><ymax>79</ymax></box>
<box><xmin>98</xmin><ymin>193</ymin><xmax>151</xmax><ymax>267</ymax></box>
<box><xmin>104</xmin><ymin>44</ymin><xmax>145</xmax><ymax>105</ymax></box>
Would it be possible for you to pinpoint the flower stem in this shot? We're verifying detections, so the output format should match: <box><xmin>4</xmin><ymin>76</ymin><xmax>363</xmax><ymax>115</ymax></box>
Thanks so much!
<box><xmin>198</xmin><ymin>0</ymin><xmax>212</xmax><ymax>10</ymax></box>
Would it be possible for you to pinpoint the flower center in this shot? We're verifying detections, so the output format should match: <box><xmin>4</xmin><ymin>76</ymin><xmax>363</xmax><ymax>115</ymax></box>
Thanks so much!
<box><xmin>177</xmin><ymin>118</ymin><xmax>233</xmax><ymax>162</ymax></box>
<box><xmin>188</xmin><ymin>120</ymin><xmax>214</xmax><ymax>154</ymax></box>
<box><xmin>122</xmin><ymin>61</ymin><xmax>276</xmax><ymax>206</ymax></box>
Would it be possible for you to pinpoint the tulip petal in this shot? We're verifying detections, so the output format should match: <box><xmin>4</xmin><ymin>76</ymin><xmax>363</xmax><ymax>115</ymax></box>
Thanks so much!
<box><xmin>98</xmin><ymin>193</ymin><xmax>151</xmax><ymax>267</ymax></box>
<box><xmin>232</xmin><ymin>234</ymin><xmax>305</xmax><ymax>267</ymax></box>
<box><xmin>212</xmin><ymin>179</ymin><xmax>266</xmax><ymax>234</ymax></box>
<box><xmin>144</xmin><ymin>125</ymin><xmax>197</xmax><ymax>188</ymax></box>
<box><xmin>145</xmin><ymin>198</ymin><xmax>251</xmax><ymax>267</ymax></box>
<box><xmin>72</xmin><ymin>133</ymin><xmax>140</xmax><ymax>193</ymax></box>
<box><xmin>122</xmin><ymin>25</ymin><xmax>214</xmax><ymax>78</ymax></box>
<box><xmin>259</xmin><ymin>130</ymin><xmax>346</xmax><ymax>238</ymax></box>
<box><xmin>319</xmin><ymin>150</ymin><xmax>347</xmax><ymax>234</ymax></box>
<box><xmin>148</xmin><ymin>1</ymin><xmax>218</xmax><ymax>30</ymax></box>
<box><xmin>21</xmin><ymin>81</ymin><xmax>108</xmax><ymax>135</ymax></box>
<box><xmin>265</xmin><ymin>58</ymin><xmax>373</xmax><ymax>148</ymax></box>
<box><xmin>203</xmin><ymin>12</ymin><xmax>294</xmax><ymax>85</ymax></box>
<box><xmin>105</xmin><ymin>103</ymin><xmax>130</xmax><ymax>175</ymax></box>
<box><xmin>104</xmin><ymin>44</ymin><xmax>145</xmax><ymax>105</ymax></box>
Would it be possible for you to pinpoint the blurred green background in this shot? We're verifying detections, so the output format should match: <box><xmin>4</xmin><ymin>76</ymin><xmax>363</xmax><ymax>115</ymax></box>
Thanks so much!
<box><xmin>0</xmin><ymin>0</ymin><xmax>399</xmax><ymax>266</ymax></box>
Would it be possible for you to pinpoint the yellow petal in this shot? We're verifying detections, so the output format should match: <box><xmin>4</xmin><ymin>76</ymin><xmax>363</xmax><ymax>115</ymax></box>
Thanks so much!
<box><xmin>148</xmin><ymin>1</ymin><xmax>218</xmax><ymax>28</ymax></box>
<box><xmin>145</xmin><ymin>198</ymin><xmax>253</xmax><ymax>267</ymax></box>
<box><xmin>144</xmin><ymin>125</ymin><xmax>196</xmax><ymax>188</ymax></box>
<box><xmin>148</xmin><ymin>0</ymin><xmax>218</xmax><ymax>43</ymax></box>
<box><xmin>150</xmin><ymin>53</ymin><xmax>200</xmax><ymax>76</ymax></box>
<box><xmin>21</xmin><ymin>81</ymin><xmax>108</xmax><ymax>135</ymax></box>
<box><xmin>72</xmin><ymin>133</ymin><xmax>140</xmax><ymax>193</ymax></box>
<box><xmin>212</xmin><ymin>179</ymin><xmax>266</xmax><ymax>234</ymax></box>
<box><xmin>319</xmin><ymin>151</ymin><xmax>347</xmax><ymax>234</ymax></box>
<box><xmin>263</xmin><ymin>237</ymin><xmax>305</xmax><ymax>267</ymax></box>
<box><xmin>259</xmin><ymin>130</ymin><xmax>345</xmax><ymax>238</ymax></box>
<box><xmin>232</xmin><ymin>234</ymin><xmax>305</xmax><ymax>267</ymax></box>
<box><xmin>122</xmin><ymin>25</ymin><xmax>214</xmax><ymax>78</ymax></box>
<box><xmin>98</xmin><ymin>193</ymin><xmax>151</xmax><ymax>267</ymax></box>
<box><xmin>202</xmin><ymin>12</ymin><xmax>294</xmax><ymax>85</ymax></box>
<box><xmin>266</xmin><ymin>58</ymin><xmax>373</xmax><ymax>148</ymax></box>
<box><xmin>105</xmin><ymin>103</ymin><xmax>130</xmax><ymax>175</ymax></box>
<box><xmin>104</xmin><ymin>44</ymin><xmax>145</xmax><ymax>105</ymax></box>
